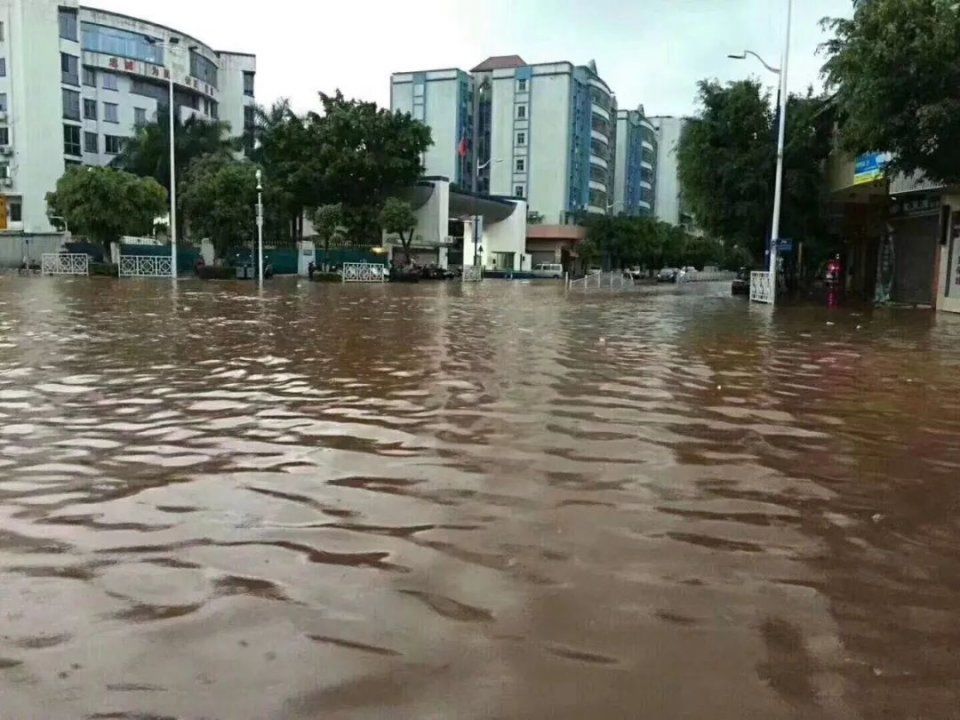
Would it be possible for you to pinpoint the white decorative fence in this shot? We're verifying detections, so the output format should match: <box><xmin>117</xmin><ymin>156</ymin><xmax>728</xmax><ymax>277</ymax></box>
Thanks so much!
<box><xmin>41</xmin><ymin>253</ymin><xmax>89</xmax><ymax>276</ymax></box>
<box><xmin>342</xmin><ymin>262</ymin><xmax>387</xmax><ymax>283</ymax></box>
<box><xmin>462</xmin><ymin>266</ymin><xmax>483</xmax><ymax>283</ymax></box>
<box><xmin>569</xmin><ymin>271</ymin><xmax>634</xmax><ymax>292</ymax></box>
<box><xmin>750</xmin><ymin>271</ymin><xmax>774</xmax><ymax>304</ymax></box>
<box><xmin>119</xmin><ymin>255</ymin><xmax>173</xmax><ymax>278</ymax></box>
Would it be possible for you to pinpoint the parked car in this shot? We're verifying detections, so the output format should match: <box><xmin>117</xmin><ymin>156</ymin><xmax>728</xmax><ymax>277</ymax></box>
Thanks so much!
<box><xmin>731</xmin><ymin>267</ymin><xmax>751</xmax><ymax>296</ymax></box>
<box><xmin>532</xmin><ymin>263</ymin><xmax>564</xmax><ymax>279</ymax></box>
<box><xmin>657</xmin><ymin>268</ymin><xmax>679</xmax><ymax>283</ymax></box>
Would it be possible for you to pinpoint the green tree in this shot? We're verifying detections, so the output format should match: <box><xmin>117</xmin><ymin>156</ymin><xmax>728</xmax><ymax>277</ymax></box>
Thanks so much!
<box><xmin>379</xmin><ymin>198</ymin><xmax>417</xmax><ymax>261</ymax></box>
<box><xmin>308</xmin><ymin>203</ymin><xmax>348</xmax><ymax>266</ymax></box>
<box><xmin>179</xmin><ymin>154</ymin><xmax>258</xmax><ymax>258</ymax></box>
<box><xmin>46</xmin><ymin>167</ymin><xmax>167</xmax><ymax>249</ymax></box>
<box><xmin>822</xmin><ymin>0</ymin><xmax>960</xmax><ymax>184</ymax></box>
<box><xmin>678</xmin><ymin>80</ymin><xmax>833</xmax><ymax>259</ymax></box>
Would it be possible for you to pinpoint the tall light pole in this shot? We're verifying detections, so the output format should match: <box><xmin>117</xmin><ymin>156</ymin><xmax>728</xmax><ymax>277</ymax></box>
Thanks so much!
<box><xmin>256</xmin><ymin>169</ymin><xmax>264</xmax><ymax>285</ymax></box>
<box><xmin>473</xmin><ymin>157</ymin><xmax>501</xmax><ymax>269</ymax></box>
<box><xmin>146</xmin><ymin>35</ymin><xmax>182</xmax><ymax>278</ymax></box>
<box><xmin>729</xmin><ymin>0</ymin><xmax>792</xmax><ymax>304</ymax></box>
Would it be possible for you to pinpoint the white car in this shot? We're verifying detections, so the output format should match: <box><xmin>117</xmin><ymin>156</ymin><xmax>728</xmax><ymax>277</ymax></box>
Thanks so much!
<box><xmin>532</xmin><ymin>263</ymin><xmax>564</xmax><ymax>279</ymax></box>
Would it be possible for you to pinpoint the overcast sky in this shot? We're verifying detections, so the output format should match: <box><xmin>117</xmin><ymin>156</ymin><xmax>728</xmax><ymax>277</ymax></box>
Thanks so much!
<box><xmin>88</xmin><ymin>0</ymin><xmax>852</xmax><ymax>117</ymax></box>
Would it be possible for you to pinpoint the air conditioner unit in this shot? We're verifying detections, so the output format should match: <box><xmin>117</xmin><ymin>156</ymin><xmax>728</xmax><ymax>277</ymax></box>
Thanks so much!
<box><xmin>0</xmin><ymin>112</ymin><xmax>8</xmax><ymax>123</ymax></box>
<box><xmin>0</xmin><ymin>146</ymin><xmax>13</xmax><ymax>157</ymax></box>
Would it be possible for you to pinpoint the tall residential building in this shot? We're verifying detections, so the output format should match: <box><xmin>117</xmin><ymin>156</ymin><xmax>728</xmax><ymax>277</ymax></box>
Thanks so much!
<box><xmin>612</xmin><ymin>106</ymin><xmax>657</xmax><ymax>216</ymax></box>
<box><xmin>392</xmin><ymin>56</ymin><xmax>646</xmax><ymax>225</ymax></box>
<box><xmin>650</xmin><ymin>115</ymin><xmax>694</xmax><ymax>228</ymax></box>
<box><xmin>0</xmin><ymin>0</ymin><xmax>256</xmax><ymax>235</ymax></box>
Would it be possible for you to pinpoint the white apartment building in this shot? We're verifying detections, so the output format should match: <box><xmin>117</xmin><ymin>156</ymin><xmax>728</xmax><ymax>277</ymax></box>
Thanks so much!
<box><xmin>0</xmin><ymin>0</ymin><xmax>256</xmax><ymax>237</ymax></box>
<box><xmin>612</xmin><ymin>106</ymin><xmax>657</xmax><ymax>216</ymax></box>
<box><xmin>650</xmin><ymin>115</ymin><xmax>694</xmax><ymax>228</ymax></box>
<box><xmin>392</xmin><ymin>56</ymin><xmax>639</xmax><ymax>225</ymax></box>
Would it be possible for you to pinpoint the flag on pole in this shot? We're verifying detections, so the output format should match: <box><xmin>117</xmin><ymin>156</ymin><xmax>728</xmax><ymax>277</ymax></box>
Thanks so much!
<box><xmin>457</xmin><ymin>132</ymin><xmax>469</xmax><ymax>159</ymax></box>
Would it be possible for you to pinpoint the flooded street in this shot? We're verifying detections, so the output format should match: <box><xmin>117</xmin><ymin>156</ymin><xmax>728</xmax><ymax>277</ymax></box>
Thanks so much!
<box><xmin>1</xmin><ymin>276</ymin><xmax>959</xmax><ymax>720</ymax></box>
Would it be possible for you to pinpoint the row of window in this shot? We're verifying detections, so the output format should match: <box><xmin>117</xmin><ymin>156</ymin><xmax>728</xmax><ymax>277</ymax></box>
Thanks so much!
<box><xmin>81</xmin><ymin>22</ymin><xmax>164</xmax><ymax>66</ymax></box>
<box><xmin>64</xmin><ymin>125</ymin><xmax>123</xmax><ymax>157</ymax></box>
<box><xmin>62</xmin><ymin>90</ymin><xmax>142</xmax><ymax>125</ymax></box>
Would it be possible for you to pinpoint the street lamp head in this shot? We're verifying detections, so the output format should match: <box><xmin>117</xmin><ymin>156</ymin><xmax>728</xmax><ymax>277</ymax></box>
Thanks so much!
<box><xmin>728</xmin><ymin>52</ymin><xmax>747</xmax><ymax>60</ymax></box>
<box><xmin>256</xmin><ymin>168</ymin><xmax>263</xmax><ymax>189</ymax></box>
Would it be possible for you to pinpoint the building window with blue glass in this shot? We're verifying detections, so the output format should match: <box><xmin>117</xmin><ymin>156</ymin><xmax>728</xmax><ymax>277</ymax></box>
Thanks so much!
<box><xmin>81</xmin><ymin>23</ymin><xmax>164</xmax><ymax>65</ymax></box>
<box><xmin>190</xmin><ymin>50</ymin><xmax>218</xmax><ymax>88</ymax></box>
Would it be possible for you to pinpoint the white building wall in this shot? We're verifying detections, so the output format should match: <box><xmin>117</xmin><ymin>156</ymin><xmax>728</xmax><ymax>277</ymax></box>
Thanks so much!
<box><xmin>3</xmin><ymin>0</ymin><xmax>66</xmax><ymax>234</ymax></box>
<box><xmin>489</xmin><ymin>70</ymin><xmax>515</xmax><ymax>198</ymax></box>
<box><xmin>462</xmin><ymin>201</ymin><xmax>528</xmax><ymax>271</ymax></box>
<box><xmin>218</xmin><ymin>52</ymin><xmax>256</xmax><ymax>139</ymax></box>
<box><xmin>391</xmin><ymin>70</ymin><xmax>464</xmax><ymax>182</ymax></box>
<box><xmin>528</xmin><ymin>71</ymin><xmax>571</xmax><ymax>224</ymax></box>
<box><xmin>652</xmin><ymin>116</ymin><xmax>685</xmax><ymax>226</ymax></box>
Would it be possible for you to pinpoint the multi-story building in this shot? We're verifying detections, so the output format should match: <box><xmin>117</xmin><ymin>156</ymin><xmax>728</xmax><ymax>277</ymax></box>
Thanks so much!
<box><xmin>612</xmin><ymin>106</ymin><xmax>657</xmax><ymax>216</ymax></box>
<box><xmin>650</xmin><ymin>115</ymin><xmax>695</xmax><ymax>229</ymax></box>
<box><xmin>392</xmin><ymin>56</ymin><xmax>642</xmax><ymax>225</ymax></box>
<box><xmin>0</xmin><ymin>0</ymin><xmax>256</xmax><ymax>236</ymax></box>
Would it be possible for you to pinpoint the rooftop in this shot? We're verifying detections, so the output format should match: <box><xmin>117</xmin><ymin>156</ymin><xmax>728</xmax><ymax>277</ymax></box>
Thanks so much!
<box><xmin>471</xmin><ymin>55</ymin><xmax>527</xmax><ymax>72</ymax></box>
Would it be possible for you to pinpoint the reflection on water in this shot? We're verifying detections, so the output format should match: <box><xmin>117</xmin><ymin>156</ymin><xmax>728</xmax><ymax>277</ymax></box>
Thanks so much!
<box><xmin>1</xmin><ymin>276</ymin><xmax>959</xmax><ymax>719</ymax></box>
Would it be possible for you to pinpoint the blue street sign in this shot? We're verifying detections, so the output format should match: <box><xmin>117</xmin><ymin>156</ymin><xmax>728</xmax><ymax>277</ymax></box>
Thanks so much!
<box><xmin>776</xmin><ymin>239</ymin><xmax>793</xmax><ymax>253</ymax></box>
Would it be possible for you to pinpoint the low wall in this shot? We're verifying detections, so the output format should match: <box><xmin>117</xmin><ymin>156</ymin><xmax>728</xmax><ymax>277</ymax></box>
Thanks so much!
<box><xmin>0</xmin><ymin>234</ymin><xmax>65</xmax><ymax>268</ymax></box>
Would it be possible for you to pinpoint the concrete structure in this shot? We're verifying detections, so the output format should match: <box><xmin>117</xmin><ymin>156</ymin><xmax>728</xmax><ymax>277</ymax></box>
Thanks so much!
<box><xmin>650</xmin><ymin>116</ymin><xmax>695</xmax><ymax>229</ymax></box>
<box><xmin>828</xmin><ymin>149</ymin><xmax>960</xmax><ymax>314</ymax></box>
<box><xmin>613</xmin><ymin>106</ymin><xmax>657</xmax><ymax>216</ymax></box>
<box><xmin>392</xmin><ymin>56</ymin><xmax>642</xmax><ymax>226</ymax></box>
<box><xmin>382</xmin><ymin>177</ymin><xmax>529</xmax><ymax>272</ymax></box>
<box><xmin>526</xmin><ymin>223</ymin><xmax>587</xmax><ymax>271</ymax></box>
<box><xmin>0</xmin><ymin>0</ymin><xmax>255</xmax><ymax>245</ymax></box>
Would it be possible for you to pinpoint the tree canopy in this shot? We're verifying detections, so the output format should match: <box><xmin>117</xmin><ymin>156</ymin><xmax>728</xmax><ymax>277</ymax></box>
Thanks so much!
<box><xmin>46</xmin><ymin>167</ymin><xmax>167</xmax><ymax>248</ymax></box>
<box><xmin>179</xmin><ymin>154</ymin><xmax>258</xmax><ymax>257</ymax></box>
<box><xmin>677</xmin><ymin>80</ymin><xmax>833</xmax><ymax>259</ymax></box>
<box><xmin>379</xmin><ymin>198</ymin><xmax>418</xmax><ymax>260</ymax></box>
<box><xmin>822</xmin><ymin>0</ymin><xmax>960</xmax><ymax>184</ymax></box>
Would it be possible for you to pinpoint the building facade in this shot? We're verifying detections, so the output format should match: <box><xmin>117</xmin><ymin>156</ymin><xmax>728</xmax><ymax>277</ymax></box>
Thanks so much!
<box><xmin>612</xmin><ymin>106</ymin><xmax>657</xmax><ymax>216</ymax></box>
<box><xmin>0</xmin><ymin>0</ymin><xmax>256</xmax><ymax>236</ymax></box>
<box><xmin>392</xmin><ymin>57</ymin><xmax>643</xmax><ymax>225</ymax></box>
<box><xmin>650</xmin><ymin>115</ymin><xmax>695</xmax><ymax>229</ymax></box>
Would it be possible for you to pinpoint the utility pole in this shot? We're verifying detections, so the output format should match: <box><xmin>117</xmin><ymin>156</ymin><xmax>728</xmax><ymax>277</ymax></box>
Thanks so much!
<box><xmin>256</xmin><ymin>169</ymin><xmax>264</xmax><ymax>286</ymax></box>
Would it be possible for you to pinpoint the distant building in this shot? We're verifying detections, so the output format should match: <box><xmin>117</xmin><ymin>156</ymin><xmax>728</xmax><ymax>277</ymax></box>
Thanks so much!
<box><xmin>650</xmin><ymin>116</ymin><xmax>695</xmax><ymax>229</ymax></box>
<box><xmin>612</xmin><ymin>106</ymin><xmax>657</xmax><ymax>216</ymax></box>
<box><xmin>392</xmin><ymin>56</ymin><xmax>654</xmax><ymax>225</ymax></box>
<box><xmin>0</xmin><ymin>0</ymin><xmax>256</xmax><ymax>236</ymax></box>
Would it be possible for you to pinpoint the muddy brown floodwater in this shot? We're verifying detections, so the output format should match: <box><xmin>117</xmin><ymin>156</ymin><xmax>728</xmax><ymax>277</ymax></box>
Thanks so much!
<box><xmin>1</xmin><ymin>276</ymin><xmax>959</xmax><ymax>719</ymax></box>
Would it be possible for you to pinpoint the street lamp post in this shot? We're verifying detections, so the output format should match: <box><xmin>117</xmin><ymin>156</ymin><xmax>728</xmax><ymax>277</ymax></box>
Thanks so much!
<box><xmin>146</xmin><ymin>35</ymin><xmax>182</xmax><ymax>279</ymax></box>
<box><xmin>729</xmin><ymin>0</ymin><xmax>792</xmax><ymax>304</ymax></box>
<box><xmin>256</xmin><ymin>169</ymin><xmax>264</xmax><ymax>286</ymax></box>
<box><xmin>472</xmin><ymin>157</ymin><xmax>501</xmax><ymax>269</ymax></box>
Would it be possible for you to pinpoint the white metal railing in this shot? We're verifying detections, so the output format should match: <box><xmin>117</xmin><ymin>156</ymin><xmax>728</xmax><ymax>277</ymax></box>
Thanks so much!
<box><xmin>119</xmin><ymin>255</ymin><xmax>173</xmax><ymax>278</ymax></box>
<box><xmin>569</xmin><ymin>270</ymin><xmax>634</xmax><ymax>292</ymax></box>
<box><xmin>462</xmin><ymin>266</ymin><xmax>483</xmax><ymax>283</ymax></box>
<box><xmin>750</xmin><ymin>271</ymin><xmax>774</xmax><ymax>304</ymax></box>
<box><xmin>342</xmin><ymin>262</ymin><xmax>387</xmax><ymax>283</ymax></box>
<box><xmin>41</xmin><ymin>253</ymin><xmax>89</xmax><ymax>276</ymax></box>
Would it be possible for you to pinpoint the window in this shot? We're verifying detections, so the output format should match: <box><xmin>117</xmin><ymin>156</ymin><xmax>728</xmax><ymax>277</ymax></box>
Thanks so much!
<box><xmin>105</xmin><ymin>135</ymin><xmax>123</xmax><ymax>154</ymax></box>
<box><xmin>0</xmin><ymin>163</ymin><xmax>8</xmax><ymax>179</ymax></box>
<box><xmin>243</xmin><ymin>71</ymin><xmax>255</xmax><ymax>97</ymax></box>
<box><xmin>515</xmin><ymin>158</ymin><xmax>525</xmax><ymax>173</ymax></box>
<box><xmin>0</xmin><ymin>21</ymin><xmax>5</xmax><ymax>42</ymax></box>
<box><xmin>83</xmin><ymin>67</ymin><xmax>96</xmax><ymax>87</ymax></box>
<box><xmin>9</xmin><ymin>196</ymin><xmax>21</xmax><ymax>223</ymax></box>
<box><xmin>102</xmin><ymin>72</ymin><xmax>118</xmax><ymax>91</ymax></box>
<box><xmin>516</xmin><ymin>132</ymin><xmax>526</xmax><ymax>146</ymax></box>
<box><xmin>83</xmin><ymin>98</ymin><xmax>96</xmax><ymax>120</ymax></box>
<box><xmin>103</xmin><ymin>102</ymin><xmax>118</xmax><ymax>123</ymax></box>
<box><xmin>134</xmin><ymin>107</ymin><xmax>147</xmax><ymax>127</ymax></box>
<box><xmin>517</xmin><ymin>104</ymin><xmax>527</xmax><ymax>119</ymax></box>
<box><xmin>189</xmin><ymin>49</ymin><xmax>218</xmax><ymax>88</ymax></box>
<box><xmin>0</xmin><ymin>59</ymin><xmax>7</xmax><ymax>78</ymax></box>
<box><xmin>84</xmin><ymin>132</ymin><xmax>98</xmax><ymax>153</ymax></box>
<box><xmin>81</xmin><ymin>22</ymin><xmax>164</xmax><ymax>65</ymax></box>
<box><xmin>0</xmin><ymin>93</ymin><xmax>6</xmax><ymax>112</ymax></box>
<box><xmin>0</xmin><ymin>127</ymin><xmax>9</xmax><ymax>146</ymax></box>
<box><xmin>61</xmin><ymin>53</ymin><xmax>79</xmax><ymax>86</ymax></box>
<box><xmin>64</xmin><ymin>125</ymin><xmax>82</xmax><ymax>156</ymax></box>
<box><xmin>244</xmin><ymin>105</ymin><xmax>256</xmax><ymax>129</ymax></box>
<box><xmin>59</xmin><ymin>9</ymin><xmax>79</xmax><ymax>41</ymax></box>
<box><xmin>514</xmin><ymin>185</ymin><xmax>525</xmax><ymax>198</ymax></box>
<box><xmin>518</xmin><ymin>79</ymin><xmax>527</xmax><ymax>92</ymax></box>
<box><xmin>62</xmin><ymin>89</ymin><xmax>81</xmax><ymax>120</ymax></box>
